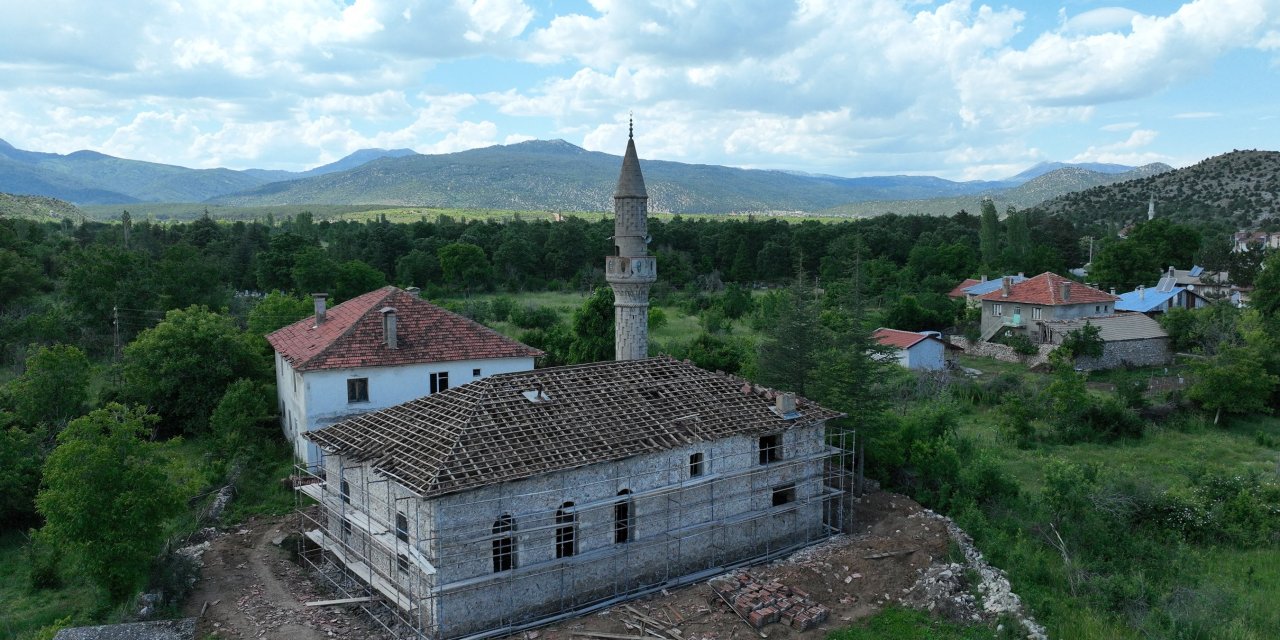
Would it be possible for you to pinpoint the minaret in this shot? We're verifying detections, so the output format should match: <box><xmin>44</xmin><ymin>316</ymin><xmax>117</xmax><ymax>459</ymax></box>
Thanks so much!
<box><xmin>1148</xmin><ymin>195</ymin><xmax>1155</xmax><ymax>221</ymax></box>
<box><xmin>606</xmin><ymin>119</ymin><xmax>657</xmax><ymax>361</ymax></box>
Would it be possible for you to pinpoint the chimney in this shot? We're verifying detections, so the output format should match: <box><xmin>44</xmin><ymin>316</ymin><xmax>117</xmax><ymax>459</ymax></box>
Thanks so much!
<box><xmin>380</xmin><ymin>307</ymin><xmax>398</xmax><ymax>349</ymax></box>
<box><xmin>1001</xmin><ymin>276</ymin><xmax>1012</xmax><ymax>297</ymax></box>
<box><xmin>1139</xmin><ymin>285</ymin><xmax>1145</xmax><ymax>300</ymax></box>
<box><xmin>1110</xmin><ymin>287</ymin><xmax>1116</xmax><ymax>296</ymax></box>
<box><xmin>1018</xmin><ymin>272</ymin><xmax>1024</xmax><ymax>278</ymax></box>
<box><xmin>406</xmin><ymin>286</ymin><xmax>421</xmax><ymax>297</ymax></box>
<box><xmin>980</xmin><ymin>274</ymin><xmax>988</xmax><ymax>283</ymax></box>
<box><xmin>312</xmin><ymin>293</ymin><xmax>328</xmax><ymax>327</ymax></box>
<box><xmin>1060</xmin><ymin>281</ymin><xmax>1071</xmax><ymax>301</ymax></box>
<box><xmin>776</xmin><ymin>392</ymin><xmax>797</xmax><ymax>416</ymax></box>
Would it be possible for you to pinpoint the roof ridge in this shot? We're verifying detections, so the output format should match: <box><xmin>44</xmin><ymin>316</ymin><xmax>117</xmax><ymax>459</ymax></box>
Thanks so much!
<box><xmin>300</xmin><ymin>287</ymin><xmax>397</xmax><ymax>370</ymax></box>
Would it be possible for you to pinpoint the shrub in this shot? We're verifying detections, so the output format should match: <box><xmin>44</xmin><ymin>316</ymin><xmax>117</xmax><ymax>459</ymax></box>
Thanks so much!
<box><xmin>510</xmin><ymin>304</ymin><xmax>559</xmax><ymax>330</ymax></box>
<box><xmin>1003</xmin><ymin>332</ymin><xmax>1038</xmax><ymax>356</ymax></box>
<box><xmin>489</xmin><ymin>296</ymin><xmax>516</xmax><ymax>322</ymax></box>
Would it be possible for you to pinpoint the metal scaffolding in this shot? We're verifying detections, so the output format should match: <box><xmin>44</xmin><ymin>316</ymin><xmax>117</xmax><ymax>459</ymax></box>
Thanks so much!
<box><xmin>295</xmin><ymin>426</ymin><xmax>854</xmax><ymax>640</ymax></box>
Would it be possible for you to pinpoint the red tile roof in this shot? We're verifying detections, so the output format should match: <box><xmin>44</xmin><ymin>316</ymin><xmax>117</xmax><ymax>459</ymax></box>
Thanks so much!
<box><xmin>947</xmin><ymin>278</ymin><xmax>982</xmax><ymax>299</ymax></box>
<box><xmin>873</xmin><ymin>328</ymin><xmax>929</xmax><ymax>350</ymax></box>
<box><xmin>978</xmin><ymin>272</ymin><xmax>1118</xmax><ymax>306</ymax></box>
<box><xmin>266</xmin><ymin>286</ymin><xmax>542</xmax><ymax>372</ymax></box>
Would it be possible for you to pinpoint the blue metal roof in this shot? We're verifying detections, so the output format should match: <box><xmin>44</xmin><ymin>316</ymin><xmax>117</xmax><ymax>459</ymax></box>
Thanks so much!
<box><xmin>962</xmin><ymin>275</ymin><xmax>1028</xmax><ymax>296</ymax></box>
<box><xmin>1116</xmin><ymin>286</ymin><xmax>1184</xmax><ymax>313</ymax></box>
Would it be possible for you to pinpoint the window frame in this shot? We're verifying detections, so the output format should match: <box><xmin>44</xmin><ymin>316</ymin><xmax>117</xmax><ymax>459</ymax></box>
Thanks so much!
<box><xmin>993</xmin><ymin>303</ymin><xmax>1003</xmax><ymax>317</ymax></box>
<box><xmin>492</xmin><ymin>514</ymin><xmax>516</xmax><ymax>572</ymax></box>
<box><xmin>430</xmin><ymin>371</ymin><xmax>450</xmax><ymax>394</ymax></box>
<box><xmin>347</xmin><ymin>377</ymin><xmax>369</xmax><ymax>403</ymax></box>
<box><xmin>758</xmin><ymin>434</ymin><xmax>782</xmax><ymax>465</ymax></box>
<box><xmin>614</xmin><ymin>490</ymin><xmax>634</xmax><ymax>544</ymax></box>
<box><xmin>689</xmin><ymin>452</ymin><xmax>705</xmax><ymax>478</ymax></box>
<box><xmin>555</xmin><ymin>502</ymin><xmax>576</xmax><ymax>558</ymax></box>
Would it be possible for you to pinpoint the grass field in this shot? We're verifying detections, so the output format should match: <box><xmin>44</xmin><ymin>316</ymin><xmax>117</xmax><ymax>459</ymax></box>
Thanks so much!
<box><xmin>948</xmin><ymin>354</ymin><xmax>1280</xmax><ymax>639</ymax></box>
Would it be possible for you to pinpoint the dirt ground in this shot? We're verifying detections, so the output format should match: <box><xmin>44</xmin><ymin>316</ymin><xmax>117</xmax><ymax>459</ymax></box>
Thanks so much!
<box><xmin>183</xmin><ymin>492</ymin><xmax>949</xmax><ymax>640</ymax></box>
<box><xmin>181</xmin><ymin>514</ymin><xmax>391</xmax><ymax>640</ymax></box>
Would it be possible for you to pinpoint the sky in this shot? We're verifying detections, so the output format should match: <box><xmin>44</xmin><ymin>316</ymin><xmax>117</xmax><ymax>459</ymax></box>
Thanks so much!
<box><xmin>1</xmin><ymin>0</ymin><xmax>1278</xmax><ymax>181</ymax></box>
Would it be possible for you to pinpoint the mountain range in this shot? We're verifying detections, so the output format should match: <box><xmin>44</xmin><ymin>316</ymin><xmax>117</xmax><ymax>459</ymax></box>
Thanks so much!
<box><xmin>0</xmin><ymin>136</ymin><xmax>1167</xmax><ymax>215</ymax></box>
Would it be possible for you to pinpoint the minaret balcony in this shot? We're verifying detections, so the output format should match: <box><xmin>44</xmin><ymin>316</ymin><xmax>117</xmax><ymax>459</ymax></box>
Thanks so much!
<box><xmin>605</xmin><ymin>255</ymin><xmax>657</xmax><ymax>284</ymax></box>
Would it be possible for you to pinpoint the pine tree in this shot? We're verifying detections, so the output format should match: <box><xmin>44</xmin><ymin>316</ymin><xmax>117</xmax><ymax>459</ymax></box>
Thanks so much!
<box><xmin>979</xmin><ymin>198</ymin><xmax>1001</xmax><ymax>270</ymax></box>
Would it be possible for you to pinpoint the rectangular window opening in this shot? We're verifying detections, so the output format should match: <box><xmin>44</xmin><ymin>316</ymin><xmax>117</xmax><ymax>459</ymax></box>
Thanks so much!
<box><xmin>472</xmin><ymin>368</ymin><xmax>482</xmax><ymax>378</ymax></box>
<box><xmin>689</xmin><ymin>452</ymin><xmax>705</xmax><ymax>478</ymax></box>
<box><xmin>772</xmin><ymin>483</ymin><xmax>796</xmax><ymax>507</ymax></box>
<box><xmin>347</xmin><ymin>378</ymin><xmax>369</xmax><ymax>403</ymax></box>
<box><xmin>396</xmin><ymin>512</ymin><xmax>408</xmax><ymax>543</ymax></box>
<box><xmin>759</xmin><ymin>434</ymin><xmax>782</xmax><ymax>465</ymax></box>
<box><xmin>430</xmin><ymin>372</ymin><xmax>450</xmax><ymax>394</ymax></box>
<box><xmin>397</xmin><ymin>553</ymin><xmax>410</xmax><ymax>574</ymax></box>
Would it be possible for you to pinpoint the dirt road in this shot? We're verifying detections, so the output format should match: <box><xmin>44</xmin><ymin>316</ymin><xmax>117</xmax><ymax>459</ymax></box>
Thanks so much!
<box><xmin>182</xmin><ymin>514</ymin><xmax>389</xmax><ymax>640</ymax></box>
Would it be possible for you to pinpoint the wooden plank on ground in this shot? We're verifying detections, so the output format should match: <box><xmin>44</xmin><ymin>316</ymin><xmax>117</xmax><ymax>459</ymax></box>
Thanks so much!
<box><xmin>305</xmin><ymin>596</ymin><xmax>373</xmax><ymax>606</ymax></box>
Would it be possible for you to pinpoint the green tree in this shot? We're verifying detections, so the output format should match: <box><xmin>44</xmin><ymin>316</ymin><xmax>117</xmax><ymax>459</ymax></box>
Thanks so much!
<box><xmin>290</xmin><ymin>246</ymin><xmax>337</xmax><ymax>295</ymax></box>
<box><xmin>1189</xmin><ymin>343</ymin><xmax>1278</xmax><ymax>425</ymax></box>
<box><xmin>333</xmin><ymin>259</ymin><xmax>387</xmax><ymax>301</ymax></box>
<box><xmin>35</xmin><ymin>404</ymin><xmax>184</xmax><ymax>601</ymax></box>
<box><xmin>755</xmin><ymin>277</ymin><xmax>825</xmax><ymax>397</ymax></box>
<box><xmin>1059</xmin><ymin>322</ymin><xmax>1104</xmax><ymax>360</ymax></box>
<box><xmin>10</xmin><ymin>344</ymin><xmax>91</xmax><ymax>433</ymax></box>
<box><xmin>247</xmin><ymin>292</ymin><xmax>314</xmax><ymax>336</ymax></box>
<box><xmin>121</xmin><ymin>306</ymin><xmax>262</xmax><ymax>435</ymax></box>
<box><xmin>0</xmin><ymin>248</ymin><xmax>43</xmax><ymax>307</ymax></box>
<box><xmin>979</xmin><ymin>199</ymin><xmax>1001</xmax><ymax>269</ymax></box>
<box><xmin>438</xmin><ymin>242</ymin><xmax>491</xmax><ymax>293</ymax></box>
<box><xmin>209</xmin><ymin>379</ymin><xmax>273</xmax><ymax>460</ymax></box>
<box><xmin>0</xmin><ymin>420</ymin><xmax>43</xmax><ymax>528</ymax></box>
<box><xmin>1001</xmin><ymin>207</ymin><xmax>1031</xmax><ymax>271</ymax></box>
<box><xmin>568</xmin><ymin>287</ymin><xmax>615</xmax><ymax>364</ymax></box>
<box><xmin>1250</xmin><ymin>250</ymin><xmax>1280</xmax><ymax>323</ymax></box>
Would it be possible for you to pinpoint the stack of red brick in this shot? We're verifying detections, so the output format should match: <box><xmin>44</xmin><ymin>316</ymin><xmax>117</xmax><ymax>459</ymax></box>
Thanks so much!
<box><xmin>709</xmin><ymin>572</ymin><xmax>830</xmax><ymax>631</ymax></box>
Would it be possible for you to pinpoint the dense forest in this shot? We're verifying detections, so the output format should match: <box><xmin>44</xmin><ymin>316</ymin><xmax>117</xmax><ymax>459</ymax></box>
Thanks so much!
<box><xmin>2</xmin><ymin>201</ymin><xmax>1279</xmax><ymax>639</ymax></box>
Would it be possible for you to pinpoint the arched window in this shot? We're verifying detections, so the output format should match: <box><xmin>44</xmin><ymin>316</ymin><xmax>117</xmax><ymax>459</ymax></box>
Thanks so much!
<box><xmin>555</xmin><ymin>502</ymin><xmax>576</xmax><ymax>558</ymax></box>
<box><xmin>614</xmin><ymin>490</ymin><xmax>633</xmax><ymax>544</ymax></box>
<box><xmin>492</xmin><ymin>514</ymin><xmax>515</xmax><ymax>572</ymax></box>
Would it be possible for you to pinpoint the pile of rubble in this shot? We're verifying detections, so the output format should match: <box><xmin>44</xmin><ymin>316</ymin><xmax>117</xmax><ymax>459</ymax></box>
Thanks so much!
<box><xmin>908</xmin><ymin>510</ymin><xmax>1048</xmax><ymax>640</ymax></box>
<box><xmin>708</xmin><ymin>572</ymin><xmax>830</xmax><ymax>631</ymax></box>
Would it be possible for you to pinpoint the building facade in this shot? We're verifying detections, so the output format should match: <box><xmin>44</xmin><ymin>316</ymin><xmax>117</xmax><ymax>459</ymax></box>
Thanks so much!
<box><xmin>301</xmin><ymin>358</ymin><xmax>843</xmax><ymax>638</ymax></box>
<box><xmin>296</xmin><ymin>133</ymin><xmax>848</xmax><ymax>639</ymax></box>
<box><xmin>978</xmin><ymin>272</ymin><xmax>1120</xmax><ymax>343</ymax></box>
<box><xmin>268</xmin><ymin>287</ymin><xmax>541</xmax><ymax>466</ymax></box>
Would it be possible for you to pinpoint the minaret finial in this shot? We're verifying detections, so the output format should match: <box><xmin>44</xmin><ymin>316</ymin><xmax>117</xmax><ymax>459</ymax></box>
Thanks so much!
<box><xmin>629</xmin><ymin>112</ymin><xmax>633</xmax><ymax>140</ymax></box>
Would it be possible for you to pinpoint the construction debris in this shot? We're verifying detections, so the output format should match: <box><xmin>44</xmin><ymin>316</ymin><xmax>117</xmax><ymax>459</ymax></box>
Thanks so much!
<box><xmin>708</xmin><ymin>572</ymin><xmax>830</xmax><ymax>632</ymax></box>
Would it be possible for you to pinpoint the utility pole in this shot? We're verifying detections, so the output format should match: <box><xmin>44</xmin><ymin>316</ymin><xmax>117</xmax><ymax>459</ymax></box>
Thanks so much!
<box><xmin>113</xmin><ymin>305</ymin><xmax>121</xmax><ymax>361</ymax></box>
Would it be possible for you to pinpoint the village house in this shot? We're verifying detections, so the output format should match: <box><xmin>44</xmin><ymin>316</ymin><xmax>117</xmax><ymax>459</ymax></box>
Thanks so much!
<box><xmin>946</xmin><ymin>274</ymin><xmax>1026</xmax><ymax>307</ymax></box>
<box><xmin>295</xmin><ymin>129</ymin><xmax>848</xmax><ymax>639</ymax></box>
<box><xmin>1232</xmin><ymin>230</ymin><xmax>1280</xmax><ymax>253</ymax></box>
<box><xmin>1162</xmin><ymin>265</ymin><xmax>1233</xmax><ymax>300</ymax></box>
<box><xmin>267</xmin><ymin>287</ymin><xmax>542</xmax><ymax>466</ymax></box>
<box><xmin>1115</xmin><ymin>269</ymin><xmax>1208</xmax><ymax>317</ymax></box>
<box><xmin>977</xmin><ymin>272</ymin><xmax>1119</xmax><ymax>343</ymax></box>
<box><xmin>1038</xmin><ymin>313</ymin><xmax>1172</xmax><ymax>370</ymax></box>
<box><xmin>872</xmin><ymin>328</ymin><xmax>958</xmax><ymax>371</ymax></box>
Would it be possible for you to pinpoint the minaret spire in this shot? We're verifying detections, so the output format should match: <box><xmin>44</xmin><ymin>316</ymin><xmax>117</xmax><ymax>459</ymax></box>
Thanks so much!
<box><xmin>606</xmin><ymin>120</ymin><xmax>656</xmax><ymax>361</ymax></box>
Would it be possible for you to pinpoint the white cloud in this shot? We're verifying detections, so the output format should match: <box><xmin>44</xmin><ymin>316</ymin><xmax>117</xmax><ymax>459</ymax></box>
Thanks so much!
<box><xmin>1101</xmin><ymin>121</ymin><xmax>1141</xmax><ymax>131</ymax></box>
<box><xmin>1062</xmin><ymin>7</ymin><xmax>1141</xmax><ymax>34</ymax></box>
<box><xmin>1172</xmin><ymin>111</ymin><xmax>1222</xmax><ymax>118</ymax></box>
<box><xmin>1070</xmin><ymin>129</ymin><xmax>1168</xmax><ymax>165</ymax></box>
<box><xmin>0</xmin><ymin>0</ymin><xmax>1276</xmax><ymax>177</ymax></box>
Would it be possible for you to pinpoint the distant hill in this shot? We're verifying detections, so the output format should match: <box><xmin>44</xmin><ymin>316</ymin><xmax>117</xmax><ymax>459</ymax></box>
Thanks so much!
<box><xmin>1029</xmin><ymin>150</ymin><xmax>1280</xmax><ymax>228</ymax></box>
<box><xmin>819</xmin><ymin>163</ymin><xmax>1173</xmax><ymax>218</ymax></box>
<box><xmin>0</xmin><ymin>138</ymin><xmax>267</xmax><ymax>204</ymax></box>
<box><xmin>1005</xmin><ymin>161</ymin><xmax>1137</xmax><ymax>183</ymax></box>
<box><xmin>0</xmin><ymin>192</ymin><xmax>83</xmax><ymax>220</ymax></box>
<box><xmin>1</xmin><ymin>136</ymin><xmax>1163</xmax><ymax>215</ymax></box>
<box><xmin>211</xmin><ymin>140</ymin><xmax>1146</xmax><ymax>214</ymax></box>
<box><xmin>0</xmin><ymin>140</ymin><xmax>419</xmax><ymax>205</ymax></box>
<box><xmin>241</xmin><ymin>148</ymin><xmax>418</xmax><ymax>182</ymax></box>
